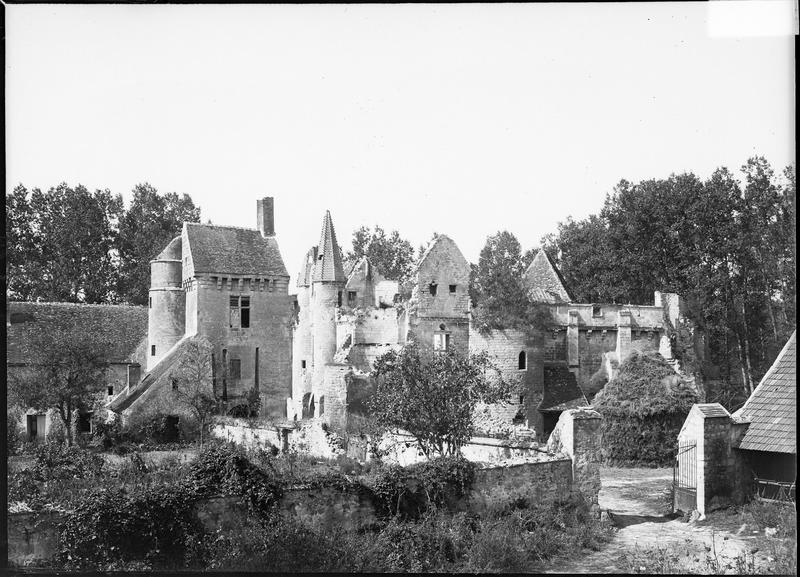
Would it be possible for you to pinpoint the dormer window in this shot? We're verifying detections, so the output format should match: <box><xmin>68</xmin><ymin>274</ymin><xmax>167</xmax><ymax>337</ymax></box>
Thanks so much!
<box><xmin>429</xmin><ymin>283</ymin><xmax>438</xmax><ymax>296</ymax></box>
<box><xmin>592</xmin><ymin>305</ymin><xmax>602</xmax><ymax>318</ymax></box>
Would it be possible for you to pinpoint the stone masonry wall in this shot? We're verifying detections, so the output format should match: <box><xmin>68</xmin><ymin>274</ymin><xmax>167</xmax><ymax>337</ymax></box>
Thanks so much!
<box><xmin>546</xmin><ymin>408</ymin><xmax>602</xmax><ymax>509</ymax></box>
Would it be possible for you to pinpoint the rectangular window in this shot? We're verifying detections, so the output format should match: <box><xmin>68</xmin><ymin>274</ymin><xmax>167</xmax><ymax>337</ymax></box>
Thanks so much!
<box><xmin>449</xmin><ymin>284</ymin><xmax>457</xmax><ymax>294</ymax></box>
<box><xmin>230</xmin><ymin>296</ymin><xmax>251</xmax><ymax>328</ymax></box>
<box><xmin>229</xmin><ymin>359</ymin><xmax>241</xmax><ymax>379</ymax></box>
<box><xmin>151</xmin><ymin>345</ymin><xmax>156</xmax><ymax>356</ymax></box>
<box><xmin>241</xmin><ymin>296</ymin><xmax>250</xmax><ymax>328</ymax></box>
<box><xmin>592</xmin><ymin>305</ymin><xmax>602</xmax><ymax>317</ymax></box>
<box><xmin>429</xmin><ymin>283</ymin><xmax>438</xmax><ymax>296</ymax></box>
<box><xmin>301</xmin><ymin>360</ymin><xmax>307</xmax><ymax>369</ymax></box>
<box><xmin>348</xmin><ymin>291</ymin><xmax>357</xmax><ymax>306</ymax></box>
<box><xmin>433</xmin><ymin>332</ymin><xmax>450</xmax><ymax>351</ymax></box>
<box><xmin>149</xmin><ymin>297</ymin><xmax>152</xmax><ymax>309</ymax></box>
<box><xmin>171</xmin><ymin>378</ymin><xmax>178</xmax><ymax>391</ymax></box>
<box><xmin>338</xmin><ymin>291</ymin><xmax>343</xmax><ymax>306</ymax></box>
<box><xmin>107</xmin><ymin>386</ymin><xmax>114</xmax><ymax>396</ymax></box>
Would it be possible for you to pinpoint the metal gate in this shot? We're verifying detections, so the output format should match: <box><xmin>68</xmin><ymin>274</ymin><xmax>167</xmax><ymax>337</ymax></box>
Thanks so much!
<box><xmin>673</xmin><ymin>441</ymin><xmax>697</xmax><ymax>513</ymax></box>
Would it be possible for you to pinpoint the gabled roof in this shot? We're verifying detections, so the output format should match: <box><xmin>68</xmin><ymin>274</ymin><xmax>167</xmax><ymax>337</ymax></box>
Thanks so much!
<box><xmin>416</xmin><ymin>235</ymin><xmax>469</xmax><ymax>274</ymax></box>
<box><xmin>7</xmin><ymin>302</ymin><xmax>148</xmax><ymax>365</ymax></box>
<box><xmin>184</xmin><ymin>223</ymin><xmax>288</xmax><ymax>277</ymax></box>
<box><xmin>733</xmin><ymin>331</ymin><xmax>796</xmax><ymax>454</ymax></box>
<box><xmin>311</xmin><ymin>210</ymin><xmax>346</xmax><ymax>283</ymax></box>
<box><xmin>296</xmin><ymin>246</ymin><xmax>318</xmax><ymax>288</ymax></box>
<box><xmin>525</xmin><ymin>250</ymin><xmax>572</xmax><ymax>303</ymax></box>
<box><xmin>540</xmin><ymin>364</ymin><xmax>588</xmax><ymax>412</ymax></box>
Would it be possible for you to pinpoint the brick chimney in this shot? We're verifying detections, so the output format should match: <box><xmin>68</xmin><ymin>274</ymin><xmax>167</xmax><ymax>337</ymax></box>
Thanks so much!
<box><xmin>257</xmin><ymin>197</ymin><xmax>275</xmax><ymax>237</ymax></box>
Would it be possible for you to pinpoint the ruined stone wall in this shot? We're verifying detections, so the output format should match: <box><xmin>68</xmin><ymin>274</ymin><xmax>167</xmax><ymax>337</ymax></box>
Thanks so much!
<box><xmin>575</xmin><ymin>329</ymin><xmax>617</xmax><ymax>387</ymax></box>
<box><xmin>191</xmin><ymin>276</ymin><xmax>293</xmax><ymax>419</ymax></box>
<box><xmin>320</xmin><ymin>364</ymin><xmax>350</xmax><ymax>429</ymax></box>
<box><xmin>545</xmin><ymin>408</ymin><xmax>602</xmax><ymax>509</ymax></box>
<box><xmin>311</xmin><ymin>283</ymin><xmax>340</xmax><ymax>394</ymax></box>
<box><xmin>469</xmin><ymin>328</ymin><xmax>542</xmax><ymax>436</ymax></box>
<box><xmin>352</xmin><ymin>308</ymin><xmax>400</xmax><ymax>345</ymax></box>
<box><xmin>291</xmin><ymin>286</ymin><xmax>313</xmax><ymax>418</ymax></box>
<box><xmin>547</xmin><ymin>302</ymin><xmax>667</xmax><ymax>329</ymax></box>
<box><xmin>347</xmin><ymin>343</ymin><xmax>398</xmax><ymax>374</ymax></box>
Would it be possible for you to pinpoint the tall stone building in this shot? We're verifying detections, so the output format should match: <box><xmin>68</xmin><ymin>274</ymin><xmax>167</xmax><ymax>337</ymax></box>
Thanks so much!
<box><xmin>111</xmin><ymin>197</ymin><xmax>294</xmax><ymax>421</ymax></box>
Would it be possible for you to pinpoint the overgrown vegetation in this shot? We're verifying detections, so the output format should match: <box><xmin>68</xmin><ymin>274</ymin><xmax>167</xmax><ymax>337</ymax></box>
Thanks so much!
<box><xmin>594</xmin><ymin>351</ymin><xmax>698</xmax><ymax>466</ymax></box>
<box><xmin>9</xmin><ymin>441</ymin><xmax>613</xmax><ymax>572</ymax></box>
<box><xmin>369</xmin><ymin>343</ymin><xmax>509</xmax><ymax>458</ymax></box>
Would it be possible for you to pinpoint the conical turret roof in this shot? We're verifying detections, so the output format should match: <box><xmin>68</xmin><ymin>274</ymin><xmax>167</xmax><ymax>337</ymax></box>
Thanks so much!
<box><xmin>312</xmin><ymin>210</ymin><xmax>346</xmax><ymax>283</ymax></box>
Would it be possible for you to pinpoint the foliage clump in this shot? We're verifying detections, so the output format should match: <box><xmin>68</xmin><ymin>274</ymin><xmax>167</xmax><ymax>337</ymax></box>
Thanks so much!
<box><xmin>369</xmin><ymin>343</ymin><xmax>508</xmax><ymax>457</ymax></box>
<box><xmin>593</xmin><ymin>350</ymin><xmax>698</xmax><ymax>466</ymax></box>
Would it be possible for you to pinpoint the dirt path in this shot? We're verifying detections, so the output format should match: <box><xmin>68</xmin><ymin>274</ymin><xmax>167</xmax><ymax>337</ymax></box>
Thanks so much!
<box><xmin>546</xmin><ymin>467</ymin><xmax>766</xmax><ymax>574</ymax></box>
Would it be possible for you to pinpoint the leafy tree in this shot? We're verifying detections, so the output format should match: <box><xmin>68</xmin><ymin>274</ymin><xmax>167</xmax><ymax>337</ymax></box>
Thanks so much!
<box><xmin>344</xmin><ymin>225</ymin><xmax>416</xmax><ymax>284</ymax></box>
<box><xmin>6</xmin><ymin>183</ymin><xmax>124</xmax><ymax>303</ymax></box>
<box><xmin>170</xmin><ymin>337</ymin><xmax>217</xmax><ymax>446</ymax></box>
<box><xmin>117</xmin><ymin>183</ymin><xmax>200</xmax><ymax>305</ymax></box>
<box><xmin>8</xmin><ymin>323</ymin><xmax>112</xmax><ymax>446</ymax></box>
<box><xmin>470</xmin><ymin>231</ymin><xmax>552</xmax><ymax>334</ymax></box>
<box><xmin>368</xmin><ymin>343</ymin><xmax>508</xmax><ymax>457</ymax></box>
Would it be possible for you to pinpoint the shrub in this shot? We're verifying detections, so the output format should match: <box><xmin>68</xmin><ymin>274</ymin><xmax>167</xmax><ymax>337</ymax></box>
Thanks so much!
<box><xmin>31</xmin><ymin>443</ymin><xmax>105</xmax><ymax>481</ymax></box>
<box><xmin>57</xmin><ymin>484</ymin><xmax>205</xmax><ymax>570</ymax></box>
<box><xmin>189</xmin><ymin>442</ymin><xmax>282</xmax><ymax>518</ymax></box>
<box><xmin>366</xmin><ymin>456</ymin><xmax>476</xmax><ymax>518</ymax></box>
<box><xmin>594</xmin><ymin>351</ymin><xmax>698</xmax><ymax>466</ymax></box>
<box><xmin>7</xmin><ymin>409</ymin><xmax>24</xmax><ymax>454</ymax></box>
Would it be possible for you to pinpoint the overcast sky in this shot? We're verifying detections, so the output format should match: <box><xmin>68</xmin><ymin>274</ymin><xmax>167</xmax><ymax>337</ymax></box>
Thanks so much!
<box><xmin>6</xmin><ymin>3</ymin><xmax>795</xmax><ymax>292</ymax></box>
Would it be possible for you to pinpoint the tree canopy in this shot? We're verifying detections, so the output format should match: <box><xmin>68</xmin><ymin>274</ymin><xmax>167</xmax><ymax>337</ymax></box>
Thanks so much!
<box><xmin>344</xmin><ymin>225</ymin><xmax>416</xmax><ymax>284</ymax></box>
<box><xmin>542</xmin><ymin>157</ymin><xmax>795</xmax><ymax>403</ymax></box>
<box><xmin>470</xmin><ymin>230</ymin><xmax>552</xmax><ymax>335</ymax></box>
<box><xmin>5</xmin><ymin>182</ymin><xmax>200</xmax><ymax>306</ymax></box>
<box><xmin>368</xmin><ymin>343</ymin><xmax>508</xmax><ymax>457</ymax></box>
<box><xmin>8</xmin><ymin>321</ymin><xmax>112</xmax><ymax>445</ymax></box>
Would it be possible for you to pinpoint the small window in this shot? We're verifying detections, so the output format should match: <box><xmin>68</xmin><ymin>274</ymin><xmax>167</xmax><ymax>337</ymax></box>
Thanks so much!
<box><xmin>171</xmin><ymin>377</ymin><xmax>179</xmax><ymax>391</ymax></box>
<box><xmin>338</xmin><ymin>291</ymin><xmax>343</xmax><ymax>306</ymax></box>
<box><xmin>78</xmin><ymin>412</ymin><xmax>93</xmax><ymax>433</ymax></box>
<box><xmin>592</xmin><ymin>305</ymin><xmax>602</xmax><ymax>317</ymax></box>
<box><xmin>301</xmin><ymin>360</ymin><xmax>307</xmax><ymax>369</ymax></box>
<box><xmin>518</xmin><ymin>351</ymin><xmax>527</xmax><ymax>370</ymax></box>
<box><xmin>318</xmin><ymin>254</ymin><xmax>324</xmax><ymax>260</ymax></box>
<box><xmin>433</xmin><ymin>332</ymin><xmax>450</xmax><ymax>351</ymax></box>
<box><xmin>107</xmin><ymin>386</ymin><xmax>114</xmax><ymax>396</ymax></box>
<box><xmin>348</xmin><ymin>291</ymin><xmax>357</xmax><ymax>306</ymax></box>
<box><xmin>151</xmin><ymin>345</ymin><xmax>156</xmax><ymax>356</ymax></box>
<box><xmin>319</xmin><ymin>395</ymin><xmax>325</xmax><ymax>416</ymax></box>
<box><xmin>429</xmin><ymin>283</ymin><xmax>438</xmax><ymax>296</ymax></box>
<box><xmin>241</xmin><ymin>296</ymin><xmax>250</xmax><ymax>328</ymax></box>
<box><xmin>149</xmin><ymin>297</ymin><xmax>152</xmax><ymax>309</ymax></box>
<box><xmin>229</xmin><ymin>359</ymin><xmax>242</xmax><ymax>380</ymax></box>
<box><xmin>449</xmin><ymin>284</ymin><xmax>456</xmax><ymax>294</ymax></box>
<box><xmin>519</xmin><ymin>394</ymin><xmax>525</xmax><ymax>405</ymax></box>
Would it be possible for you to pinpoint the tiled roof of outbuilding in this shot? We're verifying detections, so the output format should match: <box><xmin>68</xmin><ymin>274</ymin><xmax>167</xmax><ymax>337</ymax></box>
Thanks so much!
<box><xmin>695</xmin><ymin>403</ymin><xmax>730</xmax><ymax>418</ymax></box>
<box><xmin>185</xmin><ymin>223</ymin><xmax>288</xmax><ymax>277</ymax></box>
<box><xmin>7</xmin><ymin>301</ymin><xmax>148</xmax><ymax>365</ymax></box>
<box><xmin>525</xmin><ymin>250</ymin><xmax>573</xmax><ymax>303</ymax></box>
<box><xmin>311</xmin><ymin>211</ymin><xmax>346</xmax><ymax>283</ymax></box>
<box><xmin>733</xmin><ymin>331</ymin><xmax>796</xmax><ymax>454</ymax></box>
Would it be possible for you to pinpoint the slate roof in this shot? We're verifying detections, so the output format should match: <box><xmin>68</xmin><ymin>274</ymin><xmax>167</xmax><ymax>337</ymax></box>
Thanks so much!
<box><xmin>540</xmin><ymin>364</ymin><xmax>589</xmax><ymax>412</ymax></box>
<box><xmin>111</xmin><ymin>336</ymin><xmax>193</xmax><ymax>413</ymax></box>
<box><xmin>525</xmin><ymin>250</ymin><xmax>573</xmax><ymax>303</ymax></box>
<box><xmin>296</xmin><ymin>246</ymin><xmax>318</xmax><ymax>288</ymax></box>
<box><xmin>184</xmin><ymin>223</ymin><xmax>288</xmax><ymax>277</ymax></box>
<box><xmin>733</xmin><ymin>331</ymin><xmax>796</xmax><ymax>454</ymax></box>
<box><xmin>155</xmin><ymin>235</ymin><xmax>182</xmax><ymax>260</ymax></box>
<box><xmin>7</xmin><ymin>302</ymin><xmax>148</xmax><ymax>365</ymax></box>
<box><xmin>311</xmin><ymin>211</ymin><xmax>346</xmax><ymax>283</ymax></box>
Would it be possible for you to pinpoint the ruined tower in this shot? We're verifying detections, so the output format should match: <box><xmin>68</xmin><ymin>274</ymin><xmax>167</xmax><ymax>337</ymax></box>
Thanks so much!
<box><xmin>292</xmin><ymin>246</ymin><xmax>317</xmax><ymax>419</ymax></box>
<box><xmin>310</xmin><ymin>211</ymin><xmax>346</xmax><ymax>399</ymax></box>
<box><xmin>147</xmin><ymin>235</ymin><xmax>185</xmax><ymax>370</ymax></box>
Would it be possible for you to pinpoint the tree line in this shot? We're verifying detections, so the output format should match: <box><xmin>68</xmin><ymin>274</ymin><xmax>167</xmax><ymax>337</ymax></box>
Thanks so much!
<box><xmin>540</xmin><ymin>156</ymin><xmax>795</xmax><ymax>402</ymax></box>
<box><xmin>6</xmin><ymin>183</ymin><xmax>201</xmax><ymax>306</ymax></box>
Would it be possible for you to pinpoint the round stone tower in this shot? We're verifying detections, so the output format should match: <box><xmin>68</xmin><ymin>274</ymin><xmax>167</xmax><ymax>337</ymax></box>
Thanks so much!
<box><xmin>147</xmin><ymin>235</ymin><xmax>186</xmax><ymax>370</ymax></box>
<box><xmin>311</xmin><ymin>211</ymin><xmax>346</xmax><ymax>396</ymax></box>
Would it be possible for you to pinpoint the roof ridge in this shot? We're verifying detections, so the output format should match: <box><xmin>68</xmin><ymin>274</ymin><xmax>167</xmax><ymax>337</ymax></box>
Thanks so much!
<box><xmin>8</xmin><ymin>301</ymin><xmax>146</xmax><ymax>309</ymax></box>
<box><xmin>185</xmin><ymin>222</ymin><xmax>262</xmax><ymax>233</ymax></box>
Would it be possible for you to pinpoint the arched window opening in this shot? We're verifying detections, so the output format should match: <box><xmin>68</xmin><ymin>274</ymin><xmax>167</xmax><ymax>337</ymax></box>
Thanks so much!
<box><xmin>518</xmin><ymin>351</ymin><xmax>527</xmax><ymax>370</ymax></box>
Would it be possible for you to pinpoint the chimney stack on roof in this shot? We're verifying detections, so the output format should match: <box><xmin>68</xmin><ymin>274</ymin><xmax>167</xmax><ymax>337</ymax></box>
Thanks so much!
<box><xmin>257</xmin><ymin>197</ymin><xmax>275</xmax><ymax>237</ymax></box>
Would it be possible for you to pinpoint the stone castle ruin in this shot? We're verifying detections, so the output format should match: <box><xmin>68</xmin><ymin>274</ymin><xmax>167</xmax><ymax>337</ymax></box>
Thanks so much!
<box><xmin>8</xmin><ymin>196</ymin><xmax>703</xmax><ymax>443</ymax></box>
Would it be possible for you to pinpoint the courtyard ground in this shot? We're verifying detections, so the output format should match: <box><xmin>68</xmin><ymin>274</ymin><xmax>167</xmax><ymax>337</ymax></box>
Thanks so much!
<box><xmin>547</xmin><ymin>467</ymin><xmax>790</xmax><ymax>574</ymax></box>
